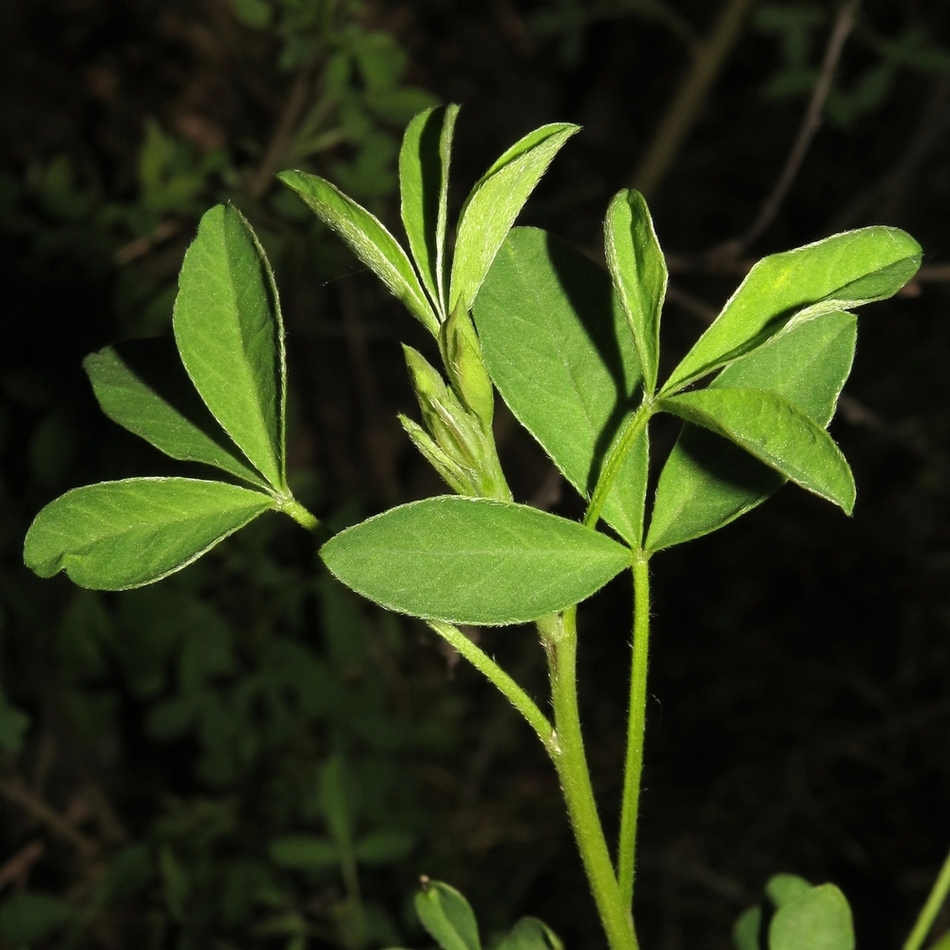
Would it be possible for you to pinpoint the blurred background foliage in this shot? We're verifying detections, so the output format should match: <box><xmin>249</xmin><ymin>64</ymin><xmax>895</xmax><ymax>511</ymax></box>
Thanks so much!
<box><xmin>1</xmin><ymin>1</ymin><xmax>950</xmax><ymax>948</ymax></box>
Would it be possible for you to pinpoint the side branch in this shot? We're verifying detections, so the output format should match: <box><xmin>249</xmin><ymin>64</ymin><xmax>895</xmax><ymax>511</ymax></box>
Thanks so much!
<box><xmin>427</xmin><ymin>620</ymin><xmax>556</xmax><ymax>752</ymax></box>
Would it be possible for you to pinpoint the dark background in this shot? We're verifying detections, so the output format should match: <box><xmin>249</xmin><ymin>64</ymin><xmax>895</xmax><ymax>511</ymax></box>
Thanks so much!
<box><xmin>2</xmin><ymin>1</ymin><xmax>950</xmax><ymax>948</ymax></box>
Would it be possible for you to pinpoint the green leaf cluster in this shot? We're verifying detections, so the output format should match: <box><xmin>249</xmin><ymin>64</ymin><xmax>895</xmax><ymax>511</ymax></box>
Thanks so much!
<box><xmin>24</xmin><ymin>204</ymin><xmax>317</xmax><ymax>591</ymax></box>
<box><xmin>394</xmin><ymin>880</ymin><xmax>561</xmax><ymax>950</ymax></box>
<box><xmin>734</xmin><ymin>874</ymin><xmax>855</xmax><ymax>950</ymax></box>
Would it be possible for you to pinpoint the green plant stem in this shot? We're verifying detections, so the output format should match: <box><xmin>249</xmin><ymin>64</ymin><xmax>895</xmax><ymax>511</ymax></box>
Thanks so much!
<box><xmin>427</xmin><ymin>620</ymin><xmax>555</xmax><ymax>752</ymax></box>
<box><xmin>280</xmin><ymin>497</ymin><xmax>320</xmax><ymax>530</ymax></box>
<box><xmin>617</xmin><ymin>553</ymin><xmax>651</xmax><ymax>910</ymax></box>
<box><xmin>585</xmin><ymin>399</ymin><xmax>653</xmax><ymax>531</ymax></box>
<box><xmin>903</xmin><ymin>844</ymin><xmax>950</xmax><ymax>950</ymax></box>
<box><xmin>545</xmin><ymin>608</ymin><xmax>639</xmax><ymax>950</ymax></box>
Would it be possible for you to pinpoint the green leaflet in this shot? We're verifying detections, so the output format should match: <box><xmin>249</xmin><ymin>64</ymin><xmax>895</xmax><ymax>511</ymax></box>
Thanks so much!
<box><xmin>399</xmin><ymin>103</ymin><xmax>459</xmax><ymax>319</ymax></box>
<box><xmin>269</xmin><ymin>836</ymin><xmax>339</xmax><ymax>870</ymax></box>
<box><xmin>352</xmin><ymin>831</ymin><xmax>414</xmax><ymax>864</ymax></box>
<box><xmin>497</xmin><ymin>918</ymin><xmax>564</xmax><ymax>950</ymax></box>
<box><xmin>767</xmin><ymin>875</ymin><xmax>815</xmax><ymax>908</ymax></box>
<box><xmin>449</xmin><ymin>123</ymin><xmax>579</xmax><ymax>315</ymax></box>
<box><xmin>733</xmin><ymin>907</ymin><xmax>763</xmax><ymax>950</ymax></box>
<box><xmin>320</xmin><ymin>496</ymin><xmax>631</xmax><ymax>625</ymax></box>
<box><xmin>415</xmin><ymin>881</ymin><xmax>481</xmax><ymax>950</ymax></box>
<box><xmin>0</xmin><ymin>893</ymin><xmax>78</xmax><ymax>945</ymax></box>
<box><xmin>663</xmin><ymin>226</ymin><xmax>920</xmax><ymax>393</ymax></box>
<box><xmin>23</xmin><ymin>478</ymin><xmax>274</xmax><ymax>590</ymax></box>
<box><xmin>473</xmin><ymin>227</ymin><xmax>647</xmax><ymax>546</ymax></box>
<box><xmin>769</xmin><ymin>884</ymin><xmax>855</xmax><ymax>950</ymax></box>
<box><xmin>84</xmin><ymin>340</ymin><xmax>269</xmax><ymax>489</ymax></box>
<box><xmin>604</xmin><ymin>188</ymin><xmax>667</xmax><ymax>395</ymax></box>
<box><xmin>278</xmin><ymin>169</ymin><xmax>438</xmax><ymax>334</ymax></box>
<box><xmin>659</xmin><ymin>388</ymin><xmax>855</xmax><ymax>513</ymax></box>
<box><xmin>647</xmin><ymin>313</ymin><xmax>856</xmax><ymax>551</ymax></box>
<box><xmin>173</xmin><ymin>205</ymin><xmax>287</xmax><ymax>490</ymax></box>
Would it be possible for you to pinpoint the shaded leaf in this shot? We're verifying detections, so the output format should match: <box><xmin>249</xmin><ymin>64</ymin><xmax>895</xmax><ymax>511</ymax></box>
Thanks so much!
<box><xmin>497</xmin><ymin>917</ymin><xmax>564</xmax><ymax>950</ymax></box>
<box><xmin>663</xmin><ymin>227</ymin><xmax>920</xmax><ymax>393</ymax></box>
<box><xmin>0</xmin><ymin>893</ymin><xmax>78</xmax><ymax>944</ymax></box>
<box><xmin>173</xmin><ymin>205</ymin><xmax>286</xmax><ymax>489</ymax></box>
<box><xmin>399</xmin><ymin>104</ymin><xmax>459</xmax><ymax>318</ymax></box>
<box><xmin>733</xmin><ymin>907</ymin><xmax>762</xmax><ymax>950</ymax></box>
<box><xmin>320</xmin><ymin>496</ymin><xmax>631</xmax><ymax>625</ymax></box>
<box><xmin>415</xmin><ymin>881</ymin><xmax>481</xmax><ymax>950</ymax></box>
<box><xmin>269</xmin><ymin>836</ymin><xmax>339</xmax><ymax>870</ymax></box>
<box><xmin>604</xmin><ymin>188</ymin><xmax>667</xmax><ymax>393</ymax></box>
<box><xmin>320</xmin><ymin>755</ymin><xmax>353</xmax><ymax>848</ymax></box>
<box><xmin>659</xmin><ymin>389</ymin><xmax>855</xmax><ymax>512</ymax></box>
<box><xmin>85</xmin><ymin>339</ymin><xmax>268</xmax><ymax>488</ymax></box>
<box><xmin>24</xmin><ymin>478</ymin><xmax>273</xmax><ymax>590</ymax></box>
<box><xmin>648</xmin><ymin>313</ymin><xmax>856</xmax><ymax>550</ymax></box>
<box><xmin>473</xmin><ymin>227</ymin><xmax>646</xmax><ymax>545</ymax></box>
<box><xmin>354</xmin><ymin>830</ymin><xmax>414</xmax><ymax>864</ymax></box>
<box><xmin>769</xmin><ymin>883</ymin><xmax>854</xmax><ymax>950</ymax></box>
<box><xmin>278</xmin><ymin>170</ymin><xmax>438</xmax><ymax>334</ymax></box>
<box><xmin>450</xmin><ymin>123</ymin><xmax>579</xmax><ymax>314</ymax></box>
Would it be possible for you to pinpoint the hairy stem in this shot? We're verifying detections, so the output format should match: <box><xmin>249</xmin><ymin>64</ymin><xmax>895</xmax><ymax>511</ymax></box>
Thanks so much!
<box><xmin>545</xmin><ymin>609</ymin><xmax>639</xmax><ymax>950</ymax></box>
<box><xmin>427</xmin><ymin>620</ymin><xmax>555</xmax><ymax>753</ymax></box>
<box><xmin>618</xmin><ymin>554</ymin><xmax>652</xmax><ymax>910</ymax></box>
<box><xmin>903</xmin><ymin>844</ymin><xmax>950</xmax><ymax>950</ymax></box>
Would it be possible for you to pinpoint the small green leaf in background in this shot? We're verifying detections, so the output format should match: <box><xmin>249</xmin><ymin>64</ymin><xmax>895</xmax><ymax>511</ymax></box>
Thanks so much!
<box><xmin>24</xmin><ymin>478</ymin><xmax>273</xmax><ymax>590</ymax></box>
<box><xmin>497</xmin><ymin>917</ymin><xmax>564</xmax><ymax>950</ymax></box>
<box><xmin>769</xmin><ymin>883</ymin><xmax>855</xmax><ymax>950</ymax></box>
<box><xmin>269</xmin><ymin>836</ymin><xmax>340</xmax><ymax>871</ymax></box>
<box><xmin>733</xmin><ymin>906</ymin><xmax>763</xmax><ymax>950</ymax></box>
<box><xmin>415</xmin><ymin>880</ymin><xmax>481</xmax><ymax>950</ymax></box>
<box><xmin>278</xmin><ymin>170</ymin><xmax>438</xmax><ymax>334</ymax></box>
<box><xmin>604</xmin><ymin>188</ymin><xmax>667</xmax><ymax>394</ymax></box>
<box><xmin>399</xmin><ymin>104</ymin><xmax>459</xmax><ymax>319</ymax></box>
<box><xmin>663</xmin><ymin>226</ymin><xmax>920</xmax><ymax>393</ymax></box>
<box><xmin>767</xmin><ymin>874</ymin><xmax>814</xmax><ymax>908</ymax></box>
<box><xmin>449</xmin><ymin>122</ymin><xmax>579</xmax><ymax>315</ymax></box>
<box><xmin>85</xmin><ymin>339</ymin><xmax>269</xmax><ymax>489</ymax></box>
<box><xmin>659</xmin><ymin>388</ymin><xmax>855</xmax><ymax>513</ymax></box>
<box><xmin>0</xmin><ymin>893</ymin><xmax>78</xmax><ymax>944</ymax></box>
<box><xmin>353</xmin><ymin>830</ymin><xmax>414</xmax><ymax>864</ymax></box>
<box><xmin>474</xmin><ymin>227</ymin><xmax>647</xmax><ymax>546</ymax></box>
<box><xmin>159</xmin><ymin>845</ymin><xmax>190</xmax><ymax>924</ymax></box>
<box><xmin>648</xmin><ymin>312</ymin><xmax>856</xmax><ymax>551</ymax></box>
<box><xmin>320</xmin><ymin>755</ymin><xmax>353</xmax><ymax>850</ymax></box>
<box><xmin>0</xmin><ymin>685</ymin><xmax>29</xmax><ymax>753</ymax></box>
<box><xmin>173</xmin><ymin>204</ymin><xmax>287</xmax><ymax>490</ymax></box>
<box><xmin>320</xmin><ymin>496</ymin><xmax>631</xmax><ymax>625</ymax></box>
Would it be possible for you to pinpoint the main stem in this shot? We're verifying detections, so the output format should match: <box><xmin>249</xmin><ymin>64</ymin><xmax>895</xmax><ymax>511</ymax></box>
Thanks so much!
<box><xmin>546</xmin><ymin>609</ymin><xmax>639</xmax><ymax>950</ymax></box>
<box><xmin>617</xmin><ymin>553</ymin><xmax>652</xmax><ymax>910</ymax></box>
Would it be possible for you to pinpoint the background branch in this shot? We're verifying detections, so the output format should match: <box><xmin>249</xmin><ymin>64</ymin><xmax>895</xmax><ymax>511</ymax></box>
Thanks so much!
<box><xmin>630</xmin><ymin>0</ymin><xmax>757</xmax><ymax>197</ymax></box>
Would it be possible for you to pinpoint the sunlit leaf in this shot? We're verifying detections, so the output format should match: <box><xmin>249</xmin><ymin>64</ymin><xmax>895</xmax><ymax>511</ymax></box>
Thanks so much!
<box><xmin>278</xmin><ymin>170</ymin><xmax>438</xmax><ymax>334</ymax></box>
<box><xmin>85</xmin><ymin>339</ymin><xmax>268</xmax><ymax>488</ymax></box>
<box><xmin>320</xmin><ymin>496</ymin><xmax>631</xmax><ymax>625</ymax></box>
<box><xmin>415</xmin><ymin>881</ymin><xmax>481</xmax><ymax>950</ymax></box>
<box><xmin>659</xmin><ymin>388</ymin><xmax>855</xmax><ymax>513</ymax></box>
<box><xmin>24</xmin><ymin>478</ymin><xmax>273</xmax><ymax>590</ymax></box>
<box><xmin>399</xmin><ymin>104</ymin><xmax>459</xmax><ymax>319</ymax></box>
<box><xmin>663</xmin><ymin>227</ymin><xmax>920</xmax><ymax>393</ymax></box>
<box><xmin>474</xmin><ymin>227</ymin><xmax>646</xmax><ymax>545</ymax></box>
<box><xmin>449</xmin><ymin>123</ymin><xmax>579</xmax><ymax>314</ymax></box>
<box><xmin>173</xmin><ymin>204</ymin><xmax>287</xmax><ymax>489</ymax></box>
<box><xmin>648</xmin><ymin>313</ymin><xmax>855</xmax><ymax>551</ymax></box>
<box><xmin>769</xmin><ymin>883</ymin><xmax>854</xmax><ymax>950</ymax></box>
<box><xmin>604</xmin><ymin>188</ymin><xmax>667</xmax><ymax>393</ymax></box>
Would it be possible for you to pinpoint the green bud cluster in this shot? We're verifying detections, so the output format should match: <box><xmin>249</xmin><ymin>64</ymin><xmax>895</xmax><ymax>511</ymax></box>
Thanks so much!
<box><xmin>400</xmin><ymin>344</ymin><xmax>510</xmax><ymax>501</ymax></box>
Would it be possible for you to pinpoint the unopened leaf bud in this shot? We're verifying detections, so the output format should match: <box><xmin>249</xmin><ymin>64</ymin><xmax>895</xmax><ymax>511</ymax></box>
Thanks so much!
<box><xmin>440</xmin><ymin>306</ymin><xmax>494</xmax><ymax>426</ymax></box>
